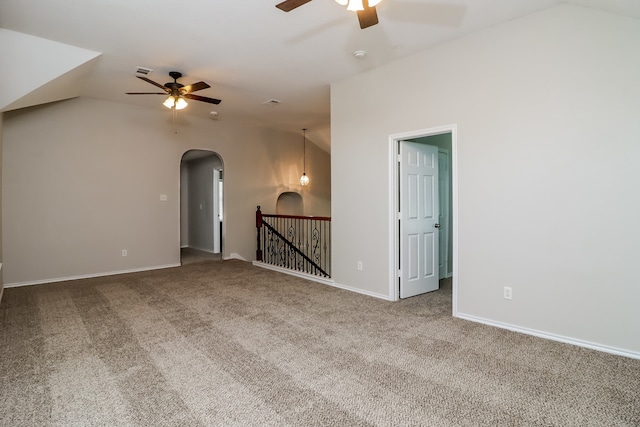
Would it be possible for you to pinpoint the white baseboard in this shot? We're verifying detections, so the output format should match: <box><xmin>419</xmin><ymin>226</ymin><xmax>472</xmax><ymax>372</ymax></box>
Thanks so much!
<box><xmin>252</xmin><ymin>262</ymin><xmax>391</xmax><ymax>300</ymax></box>
<box><xmin>4</xmin><ymin>263</ymin><xmax>181</xmax><ymax>288</ymax></box>
<box><xmin>252</xmin><ymin>261</ymin><xmax>334</xmax><ymax>285</ymax></box>
<box><xmin>456</xmin><ymin>312</ymin><xmax>640</xmax><ymax>360</ymax></box>
<box><xmin>329</xmin><ymin>280</ymin><xmax>392</xmax><ymax>301</ymax></box>
<box><xmin>226</xmin><ymin>253</ymin><xmax>247</xmax><ymax>261</ymax></box>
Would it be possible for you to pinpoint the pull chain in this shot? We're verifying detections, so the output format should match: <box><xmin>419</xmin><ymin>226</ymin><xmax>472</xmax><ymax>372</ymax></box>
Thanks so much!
<box><xmin>172</xmin><ymin>106</ymin><xmax>178</xmax><ymax>134</ymax></box>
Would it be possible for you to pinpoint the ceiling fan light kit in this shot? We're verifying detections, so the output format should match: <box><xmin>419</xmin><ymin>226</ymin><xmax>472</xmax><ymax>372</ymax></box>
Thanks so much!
<box><xmin>277</xmin><ymin>0</ymin><xmax>380</xmax><ymax>29</ymax></box>
<box><xmin>163</xmin><ymin>96</ymin><xmax>188</xmax><ymax>110</ymax></box>
<box><xmin>336</xmin><ymin>0</ymin><xmax>381</xmax><ymax>10</ymax></box>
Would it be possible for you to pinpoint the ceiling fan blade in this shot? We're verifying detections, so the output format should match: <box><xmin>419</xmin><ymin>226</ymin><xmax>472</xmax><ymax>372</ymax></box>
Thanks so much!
<box><xmin>182</xmin><ymin>81</ymin><xmax>211</xmax><ymax>94</ymax></box>
<box><xmin>125</xmin><ymin>92</ymin><xmax>167</xmax><ymax>95</ymax></box>
<box><xmin>276</xmin><ymin>0</ymin><xmax>313</xmax><ymax>12</ymax></box>
<box><xmin>136</xmin><ymin>76</ymin><xmax>169</xmax><ymax>91</ymax></box>
<box><xmin>357</xmin><ymin>3</ymin><xmax>379</xmax><ymax>29</ymax></box>
<box><xmin>184</xmin><ymin>93</ymin><xmax>222</xmax><ymax>105</ymax></box>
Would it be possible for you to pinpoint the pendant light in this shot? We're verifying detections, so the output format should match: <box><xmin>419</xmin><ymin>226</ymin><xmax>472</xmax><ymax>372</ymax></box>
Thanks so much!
<box><xmin>300</xmin><ymin>128</ymin><xmax>310</xmax><ymax>186</ymax></box>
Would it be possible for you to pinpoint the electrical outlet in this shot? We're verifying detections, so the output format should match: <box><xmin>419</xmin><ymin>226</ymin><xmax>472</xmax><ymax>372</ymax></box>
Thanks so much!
<box><xmin>122</xmin><ymin>249</ymin><xmax>128</xmax><ymax>257</ymax></box>
<box><xmin>357</xmin><ymin>261</ymin><xmax>363</xmax><ymax>271</ymax></box>
<box><xmin>503</xmin><ymin>286</ymin><xmax>512</xmax><ymax>300</ymax></box>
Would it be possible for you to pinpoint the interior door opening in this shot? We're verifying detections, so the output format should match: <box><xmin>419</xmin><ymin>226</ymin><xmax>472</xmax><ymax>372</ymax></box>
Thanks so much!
<box><xmin>180</xmin><ymin>150</ymin><xmax>224</xmax><ymax>264</ymax></box>
<box><xmin>389</xmin><ymin>127</ymin><xmax>457</xmax><ymax>310</ymax></box>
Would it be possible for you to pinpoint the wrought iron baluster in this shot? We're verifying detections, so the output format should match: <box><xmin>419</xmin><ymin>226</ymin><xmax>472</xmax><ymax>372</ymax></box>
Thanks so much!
<box><xmin>255</xmin><ymin>207</ymin><xmax>331</xmax><ymax>278</ymax></box>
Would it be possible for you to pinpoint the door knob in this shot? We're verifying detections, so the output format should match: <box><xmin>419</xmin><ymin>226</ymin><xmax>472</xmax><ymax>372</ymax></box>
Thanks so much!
<box><xmin>434</xmin><ymin>223</ymin><xmax>441</xmax><ymax>229</ymax></box>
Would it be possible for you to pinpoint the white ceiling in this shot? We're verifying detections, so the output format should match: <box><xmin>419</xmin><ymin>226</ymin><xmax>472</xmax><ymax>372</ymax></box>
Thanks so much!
<box><xmin>1</xmin><ymin>0</ymin><xmax>638</xmax><ymax>152</ymax></box>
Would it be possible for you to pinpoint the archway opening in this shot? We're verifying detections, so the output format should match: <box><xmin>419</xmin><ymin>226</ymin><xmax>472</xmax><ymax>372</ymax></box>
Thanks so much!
<box><xmin>180</xmin><ymin>150</ymin><xmax>224</xmax><ymax>265</ymax></box>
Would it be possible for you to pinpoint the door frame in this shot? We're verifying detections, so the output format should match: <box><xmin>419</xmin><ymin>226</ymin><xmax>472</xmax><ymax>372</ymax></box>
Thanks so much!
<box><xmin>437</xmin><ymin>147</ymin><xmax>451</xmax><ymax>280</ymax></box>
<box><xmin>213</xmin><ymin>169</ymin><xmax>222</xmax><ymax>254</ymax></box>
<box><xmin>388</xmin><ymin>125</ymin><xmax>459</xmax><ymax>315</ymax></box>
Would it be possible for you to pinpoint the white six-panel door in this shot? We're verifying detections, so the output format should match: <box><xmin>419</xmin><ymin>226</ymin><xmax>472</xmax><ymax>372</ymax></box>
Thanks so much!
<box><xmin>400</xmin><ymin>141</ymin><xmax>439</xmax><ymax>298</ymax></box>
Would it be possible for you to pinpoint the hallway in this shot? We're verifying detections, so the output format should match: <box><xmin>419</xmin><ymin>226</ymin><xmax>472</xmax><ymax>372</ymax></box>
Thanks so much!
<box><xmin>180</xmin><ymin>247</ymin><xmax>222</xmax><ymax>266</ymax></box>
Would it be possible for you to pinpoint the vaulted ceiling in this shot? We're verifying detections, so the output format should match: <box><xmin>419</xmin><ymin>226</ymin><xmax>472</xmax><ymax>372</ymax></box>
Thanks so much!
<box><xmin>1</xmin><ymin>0</ymin><xmax>638</xmax><ymax>152</ymax></box>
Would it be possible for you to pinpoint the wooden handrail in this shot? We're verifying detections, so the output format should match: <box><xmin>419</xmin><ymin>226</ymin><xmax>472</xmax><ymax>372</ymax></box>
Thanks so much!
<box><xmin>261</xmin><ymin>213</ymin><xmax>331</xmax><ymax>221</ymax></box>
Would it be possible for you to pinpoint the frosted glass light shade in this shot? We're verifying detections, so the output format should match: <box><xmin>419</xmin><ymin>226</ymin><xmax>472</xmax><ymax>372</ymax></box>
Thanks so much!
<box><xmin>347</xmin><ymin>0</ymin><xmax>364</xmax><ymax>11</ymax></box>
<box><xmin>175</xmin><ymin>97</ymin><xmax>188</xmax><ymax>110</ymax></box>
<box><xmin>300</xmin><ymin>173</ymin><xmax>310</xmax><ymax>186</ymax></box>
<box><xmin>337</xmin><ymin>0</ymin><xmax>382</xmax><ymax>11</ymax></box>
<box><xmin>163</xmin><ymin>96</ymin><xmax>175</xmax><ymax>108</ymax></box>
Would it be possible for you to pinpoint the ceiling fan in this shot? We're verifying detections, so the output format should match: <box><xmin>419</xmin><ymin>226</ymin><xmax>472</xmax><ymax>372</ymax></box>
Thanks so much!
<box><xmin>126</xmin><ymin>71</ymin><xmax>221</xmax><ymax>110</ymax></box>
<box><xmin>276</xmin><ymin>0</ymin><xmax>381</xmax><ymax>29</ymax></box>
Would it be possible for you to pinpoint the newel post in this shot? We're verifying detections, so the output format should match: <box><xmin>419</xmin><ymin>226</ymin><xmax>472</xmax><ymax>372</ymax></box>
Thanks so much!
<box><xmin>256</xmin><ymin>206</ymin><xmax>263</xmax><ymax>261</ymax></box>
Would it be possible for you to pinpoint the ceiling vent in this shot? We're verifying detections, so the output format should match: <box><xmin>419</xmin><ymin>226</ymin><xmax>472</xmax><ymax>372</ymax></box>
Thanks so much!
<box><xmin>135</xmin><ymin>67</ymin><xmax>153</xmax><ymax>75</ymax></box>
<box><xmin>262</xmin><ymin>99</ymin><xmax>281</xmax><ymax>105</ymax></box>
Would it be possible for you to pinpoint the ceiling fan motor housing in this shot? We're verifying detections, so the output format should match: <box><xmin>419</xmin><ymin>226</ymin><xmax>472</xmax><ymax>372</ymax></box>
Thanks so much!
<box><xmin>166</xmin><ymin>72</ymin><xmax>185</xmax><ymax>96</ymax></box>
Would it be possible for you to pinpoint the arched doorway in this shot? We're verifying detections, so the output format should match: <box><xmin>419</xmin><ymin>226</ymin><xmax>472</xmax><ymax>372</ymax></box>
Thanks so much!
<box><xmin>180</xmin><ymin>150</ymin><xmax>224</xmax><ymax>265</ymax></box>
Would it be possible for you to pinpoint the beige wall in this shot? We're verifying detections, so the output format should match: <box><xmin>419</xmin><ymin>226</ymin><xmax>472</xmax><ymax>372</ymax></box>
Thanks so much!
<box><xmin>2</xmin><ymin>97</ymin><xmax>330</xmax><ymax>285</ymax></box>
<box><xmin>331</xmin><ymin>5</ymin><xmax>640</xmax><ymax>355</ymax></box>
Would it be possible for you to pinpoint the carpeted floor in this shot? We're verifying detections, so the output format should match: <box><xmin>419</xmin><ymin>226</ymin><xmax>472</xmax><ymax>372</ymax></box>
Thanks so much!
<box><xmin>180</xmin><ymin>247</ymin><xmax>222</xmax><ymax>265</ymax></box>
<box><xmin>1</xmin><ymin>260</ymin><xmax>639</xmax><ymax>426</ymax></box>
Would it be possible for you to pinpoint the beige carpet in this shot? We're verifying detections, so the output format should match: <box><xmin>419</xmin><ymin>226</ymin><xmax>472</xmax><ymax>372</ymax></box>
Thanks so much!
<box><xmin>1</xmin><ymin>260</ymin><xmax>639</xmax><ymax>426</ymax></box>
<box><xmin>180</xmin><ymin>247</ymin><xmax>223</xmax><ymax>265</ymax></box>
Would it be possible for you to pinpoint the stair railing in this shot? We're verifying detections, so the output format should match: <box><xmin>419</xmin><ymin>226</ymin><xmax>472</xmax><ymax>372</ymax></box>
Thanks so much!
<box><xmin>256</xmin><ymin>206</ymin><xmax>331</xmax><ymax>278</ymax></box>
